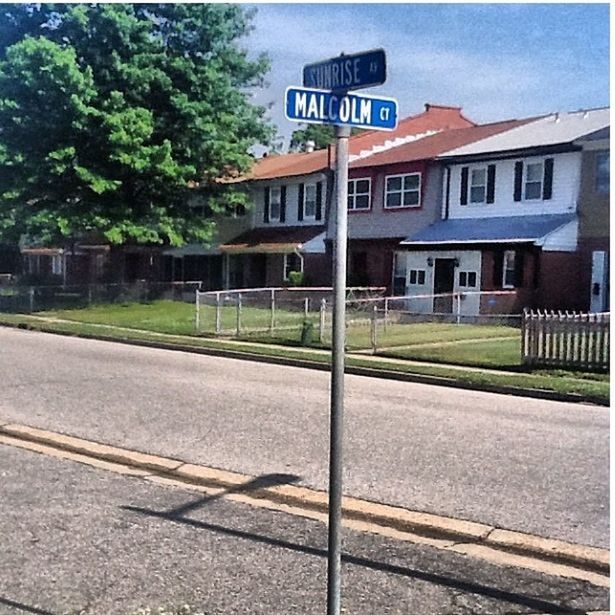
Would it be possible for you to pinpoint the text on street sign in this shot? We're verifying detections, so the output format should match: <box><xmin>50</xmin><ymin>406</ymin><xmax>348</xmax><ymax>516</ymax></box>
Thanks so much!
<box><xmin>285</xmin><ymin>87</ymin><xmax>398</xmax><ymax>131</ymax></box>
<box><xmin>302</xmin><ymin>49</ymin><xmax>386</xmax><ymax>92</ymax></box>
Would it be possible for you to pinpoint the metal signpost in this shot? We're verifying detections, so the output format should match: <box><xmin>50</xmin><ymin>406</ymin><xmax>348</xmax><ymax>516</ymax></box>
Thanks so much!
<box><xmin>285</xmin><ymin>49</ymin><xmax>396</xmax><ymax>615</ymax></box>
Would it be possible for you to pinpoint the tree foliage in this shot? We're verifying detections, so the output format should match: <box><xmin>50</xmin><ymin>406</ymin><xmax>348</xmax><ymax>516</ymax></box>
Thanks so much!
<box><xmin>0</xmin><ymin>4</ymin><xmax>274</xmax><ymax>246</ymax></box>
<box><xmin>289</xmin><ymin>123</ymin><xmax>365</xmax><ymax>152</ymax></box>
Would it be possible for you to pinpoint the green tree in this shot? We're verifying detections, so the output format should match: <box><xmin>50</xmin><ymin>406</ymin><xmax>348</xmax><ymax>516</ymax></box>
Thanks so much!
<box><xmin>0</xmin><ymin>4</ymin><xmax>274</xmax><ymax>246</ymax></box>
<box><xmin>289</xmin><ymin>123</ymin><xmax>365</xmax><ymax>152</ymax></box>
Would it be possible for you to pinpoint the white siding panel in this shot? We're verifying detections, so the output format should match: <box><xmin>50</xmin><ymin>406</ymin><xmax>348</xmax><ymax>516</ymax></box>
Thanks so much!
<box><xmin>448</xmin><ymin>152</ymin><xmax>581</xmax><ymax>219</ymax></box>
<box><xmin>540</xmin><ymin>219</ymin><xmax>579</xmax><ymax>252</ymax></box>
<box><xmin>401</xmin><ymin>250</ymin><xmax>481</xmax><ymax>315</ymax></box>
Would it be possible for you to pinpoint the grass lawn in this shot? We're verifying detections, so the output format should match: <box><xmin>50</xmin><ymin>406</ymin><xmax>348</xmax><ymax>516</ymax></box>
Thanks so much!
<box><xmin>346</xmin><ymin>321</ymin><xmax>520</xmax><ymax>351</ymax></box>
<box><xmin>379</xmin><ymin>337</ymin><xmax>523</xmax><ymax>369</ymax></box>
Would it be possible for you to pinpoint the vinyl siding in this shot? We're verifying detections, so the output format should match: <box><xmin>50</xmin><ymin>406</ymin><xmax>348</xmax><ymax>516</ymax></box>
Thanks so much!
<box><xmin>327</xmin><ymin>164</ymin><xmax>443</xmax><ymax>240</ymax></box>
<box><xmin>251</xmin><ymin>172</ymin><xmax>329</xmax><ymax>228</ymax></box>
<box><xmin>447</xmin><ymin>152</ymin><xmax>582</xmax><ymax>219</ymax></box>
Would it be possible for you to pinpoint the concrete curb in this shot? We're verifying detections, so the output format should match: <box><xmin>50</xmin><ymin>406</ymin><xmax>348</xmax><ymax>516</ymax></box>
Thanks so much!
<box><xmin>0</xmin><ymin>422</ymin><xmax>609</xmax><ymax>575</ymax></box>
<box><xmin>1</xmin><ymin>320</ymin><xmax>607</xmax><ymax>406</ymax></box>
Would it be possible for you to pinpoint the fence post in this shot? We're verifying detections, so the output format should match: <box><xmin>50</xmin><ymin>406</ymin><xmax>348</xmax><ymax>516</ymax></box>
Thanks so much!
<box><xmin>319</xmin><ymin>298</ymin><xmax>326</xmax><ymax>344</ymax></box>
<box><xmin>215</xmin><ymin>292</ymin><xmax>221</xmax><ymax>334</ymax></box>
<box><xmin>384</xmin><ymin>297</ymin><xmax>389</xmax><ymax>333</ymax></box>
<box><xmin>29</xmin><ymin>287</ymin><xmax>34</xmax><ymax>313</ymax></box>
<box><xmin>270</xmin><ymin>288</ymin><xmax>276</xmax><ymax>335</ymax></box>
<box><xmin>453</xmin><ymin>293</ymin><xmax>461</xmax><ymax>325</ymax></box>
<box><xmin>304</xmin><ymin>297</ymin><xmax>310</xmax><ymax>319</ymax></box>
<box><xmin>195</xmin><ymin>290</ymin><xmax>200</xmax><ymax>332</ymax></box>
<box><xmin>236</xmin><ymin>293</ymin><xmax>242</xmax><ymax>336</ymax></box>
<box><xmin>370</xmin><ymin>305</ymin><xmax>378</xmax><ymax>354</ymax></box>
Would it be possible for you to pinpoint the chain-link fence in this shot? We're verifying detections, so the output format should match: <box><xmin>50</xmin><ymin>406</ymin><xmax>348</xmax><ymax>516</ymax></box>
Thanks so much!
<box><xmin>196</xmin><ymin>286</ymin><xmax>386</xmax><ymax>345</ymax></box>
<box><xmin>0</xmin><ymin>281</ymin><xmax>203</xmax><ymax>314</ymax></box>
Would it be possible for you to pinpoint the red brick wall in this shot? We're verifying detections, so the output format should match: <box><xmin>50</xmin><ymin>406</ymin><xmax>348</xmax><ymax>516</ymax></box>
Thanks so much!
<box><xmin>303</xmin><ymin>253</ymin><xmax>331</xmax><ymax>286</ymax></box>
<box><xmin>536</xmin><ymin>251</ymin><xmax>586</xmax><ymax>312</ymax></box>
<box><xmin>347</xmin><ymin>238</ymin><xmax>401</xmax><ymax>291</ymax></box>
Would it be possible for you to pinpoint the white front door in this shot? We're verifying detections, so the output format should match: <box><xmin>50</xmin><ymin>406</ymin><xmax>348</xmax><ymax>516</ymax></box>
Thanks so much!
<box><xmin>590</xmin><ymin>251</ymin><xmax>609</xmax><ymax>313</ymax></box>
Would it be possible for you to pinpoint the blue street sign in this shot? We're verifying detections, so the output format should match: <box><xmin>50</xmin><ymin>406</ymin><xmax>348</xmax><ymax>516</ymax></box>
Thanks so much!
<box><xmin>285</xmin><ymin>86</ymin><xmax>398</xmax><ymax>131</ymax></box>
<box><xmin>303</xmin><ymin>49</ymin><xmax>386</xmax><ymax>92</ymax></box>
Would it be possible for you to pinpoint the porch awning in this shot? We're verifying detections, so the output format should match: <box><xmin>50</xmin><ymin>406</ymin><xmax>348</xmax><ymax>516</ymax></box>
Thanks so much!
<box><xmin>400</xmin><ymin>214</ymin><xmax>576</xmax><ymax>246</ymax></box>
<box><xmin>220</xmin><ymin>226</ymin><xmax>326</xmax><ymax>255</ymax></box>
<box><xmin>163</xmin><ymin>244</ymin><xmax>220</xmax><ymax>257</ymax></box>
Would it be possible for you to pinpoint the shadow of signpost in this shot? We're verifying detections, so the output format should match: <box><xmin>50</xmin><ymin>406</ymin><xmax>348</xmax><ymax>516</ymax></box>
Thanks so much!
<box><xmin>121</xmin><ymin>472</ymin><xmax>591</xmax><ymax>615</ymax></box>
<box><xmin>163</xmin><ymin>472</ymin><xmax>301</xmax><ymax>518</ymax></box>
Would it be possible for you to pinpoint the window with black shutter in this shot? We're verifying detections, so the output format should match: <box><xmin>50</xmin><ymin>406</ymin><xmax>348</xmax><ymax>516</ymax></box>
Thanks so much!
<box><xmin>263</xmin><ymin>187</ymin><xmax>270</xmax><ymax>223</ymax></box>
<box><xmin>280</xmin><ymin>186</ymin><xmax>287</xmax><ymax>222</ymax></box>
<box><xmin>542</xmin><ymin>158</ymin><xmax>554</xmax><ymax>200</ymax></box>
<box><xmin>513</xmin><ymin>161</ymin><xmax>523</xmax><ymax>202</ymax></box>
<box><xmin>298</xmin><ymin>183</ymin><xmax>304</xmax><ymax>221</ymax></box>
<box><xmin>486</xmin><ymin>164</ymin><xmax>496</xmax><ymax>203</ymax></box>
<box><xmin>460</xmin><ymin>167</ymin><xmax>469</xmax><ymax>205</ymax></box>
<box><xmin>315</xmin><ymin>182</ymin><xmax>323</xmax><ymax>220</ymax></box>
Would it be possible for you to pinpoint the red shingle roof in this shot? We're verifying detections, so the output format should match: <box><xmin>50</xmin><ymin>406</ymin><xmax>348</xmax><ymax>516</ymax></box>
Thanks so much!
<box><xmin>350</xmin><ymin>117</ymin><xmax>538</xmax><ymax>168</ymax></box>
<box><xmin>244</xmin><ymin>104</ymin><xmax>476</xmax><ymax>181</ymax></box>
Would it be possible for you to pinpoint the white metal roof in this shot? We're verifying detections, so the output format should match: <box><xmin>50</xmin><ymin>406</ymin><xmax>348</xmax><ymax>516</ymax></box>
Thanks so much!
<box><xmin>438</xmin><ymin>107</ymin><xmax>610</xmax><ymax>158</ymax></box>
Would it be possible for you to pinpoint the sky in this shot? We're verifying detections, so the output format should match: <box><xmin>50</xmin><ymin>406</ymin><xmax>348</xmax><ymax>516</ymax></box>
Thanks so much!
<box><xmin>240</xmin><ymin>3</ymin><xmax>610</xmax><ymax>151</ymax></box>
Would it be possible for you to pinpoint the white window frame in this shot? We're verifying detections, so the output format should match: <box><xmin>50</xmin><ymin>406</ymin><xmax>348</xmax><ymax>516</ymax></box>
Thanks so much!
<box><xmin>502</xmin><ymin>250</ymin><xmax>516</xmax><ymax>289</ymax></box>
<box><xmin>595</xmin><ymin>151</ymin><xmax>609</xmax><ymax>194</ymax></box>
<box><xmin>524</xmin><ymin>161</ymin><xmax>544</xmax><ymax>201</ymax></box>
<box><xmin>303</xmin><ymin>182</ymin><xmax>317</xmax><ymax>220</ymax></box>
<box><xmin>408</xmin><ymin>269</ymin><xmax>426</xmax><ymax>285</ymax></box>
<box><xmin>269</xmin><ymin>186</ymin><xmax>281</xmax><ymax>222</ymax></box>
<box><xmin>348</xmin><ymin>177</ymin><xmax>371</xmax><ymax>211</ymax></box>
<box><xmin>459</xmin><ymin>270</ymin><xmax>477</xmax><ymax>288</ymax></box>
<box><xmin>469</xmin><ymin>167</ymin><xmax>487</xmax><ymax>204</ymax></box>
<box><xmin>384</xmin><ymin>172</ymin><xmax>421</xmax><ymax>209</ymax></box>
<box><xmin>284</xmin><ymin>252</ymin><xmax>304</xmax><ymax>281</ymax></box>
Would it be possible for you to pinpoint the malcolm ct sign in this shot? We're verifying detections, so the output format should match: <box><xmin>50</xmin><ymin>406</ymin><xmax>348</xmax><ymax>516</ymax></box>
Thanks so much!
<box><xmin>285</xmin><ymin>86</ymin><xmax>397</xmax><ymax>131</ymax></box>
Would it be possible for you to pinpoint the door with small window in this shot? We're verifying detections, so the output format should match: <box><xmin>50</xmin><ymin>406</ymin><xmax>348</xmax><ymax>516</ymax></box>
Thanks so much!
<box><xmin>433</xmin><ymin>259</ymin><xmax>455</xmax><ymax>313</ymax></box>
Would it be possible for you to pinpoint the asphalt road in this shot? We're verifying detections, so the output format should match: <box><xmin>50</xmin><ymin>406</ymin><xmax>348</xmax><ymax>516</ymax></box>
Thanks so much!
<box><xmin>0</xmin><ymin>328</ymin><xmax>608</xmax><ymax>548</ymax></box>
<box><xmin>0</xmin><ymin>443</ymin><xmax>609</xmax><ymax>615</ymax></box>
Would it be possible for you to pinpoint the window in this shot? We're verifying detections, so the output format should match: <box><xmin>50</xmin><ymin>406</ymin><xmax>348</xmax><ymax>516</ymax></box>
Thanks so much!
<box><xmin>524</xmin><ymin>162</ymin><xmax>543</xmax><ymax>200</ymax></box>
<box><xmin>596</xmin><ymin>152</ymin><xmax>609</xmax><ymax>194</ymax></box>
<box><xmin>409</xmin><ymin>269</ymin><xmax>426</xmax><ymax>285</ymax></box>
<box><xmin>304</xmin><ymin>183</ymin><xmax>317</xmax><ymax>219</ymax></box>
<box><xmin>385</xmin><ymin>173</ymin><xmax>421</xmax><ymax>209</ymax></box>
<box><xmin>502</xmin><ymin>251</ymin><xmax>516</xmax><ymax>288</ymax></box>
<box><xmin>226</xmin><ymin>203</ymin><xmax>246</xmax><ymax>218</ymax></box>
<box><xmin>284</xmin><ymin>252</ymin><xmax>303</xmax><ymax>281</ymax></box>
<box><xmin>459</xmin><ymin>271</ymin><xmax>477</xmax><ymax>288</ymax></box>
<box><xmin>470</xmin><ymin>168</ymin><xmax>487</xmax><ymax>203</ymax></box>
<box><xmin>269</xmin><ymin>186</ymin><xmax>281</xmax><ymax>221</ymax></box>
<box><xmin>348</xmin><ymin>178</ymin><xmax>371</xmax><ymax>210</ymax></box>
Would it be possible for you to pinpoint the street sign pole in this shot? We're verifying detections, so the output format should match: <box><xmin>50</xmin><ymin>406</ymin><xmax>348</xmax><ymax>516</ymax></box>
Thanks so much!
<box><xmin>327</xmin><ymin>123</ymin><xmax>350</xmax><ymax>615</ymax></box>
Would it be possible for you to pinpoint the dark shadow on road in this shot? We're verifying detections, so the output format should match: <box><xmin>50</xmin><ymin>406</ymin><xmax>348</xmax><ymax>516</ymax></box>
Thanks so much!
<box><xmin>0</xmin><ymin>597</ymin><xmax>57</xmax><ymax>615</ymax></box>
<box><xmin>164</xmin><ymin>472</ymin><xmax>301</xmax><ymax>518</ymax></box>
<box><xmin>122</xmin><ymin>500</ymin><xmax>593</xmax><ymax>615</ymax></box>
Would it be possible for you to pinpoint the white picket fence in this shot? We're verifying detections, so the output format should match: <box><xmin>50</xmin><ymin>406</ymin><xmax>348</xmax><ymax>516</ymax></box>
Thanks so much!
<box><xmin>522</xmin><ymin>310</ymin><xmax>610</xmax><ymax>371</ymax></box>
